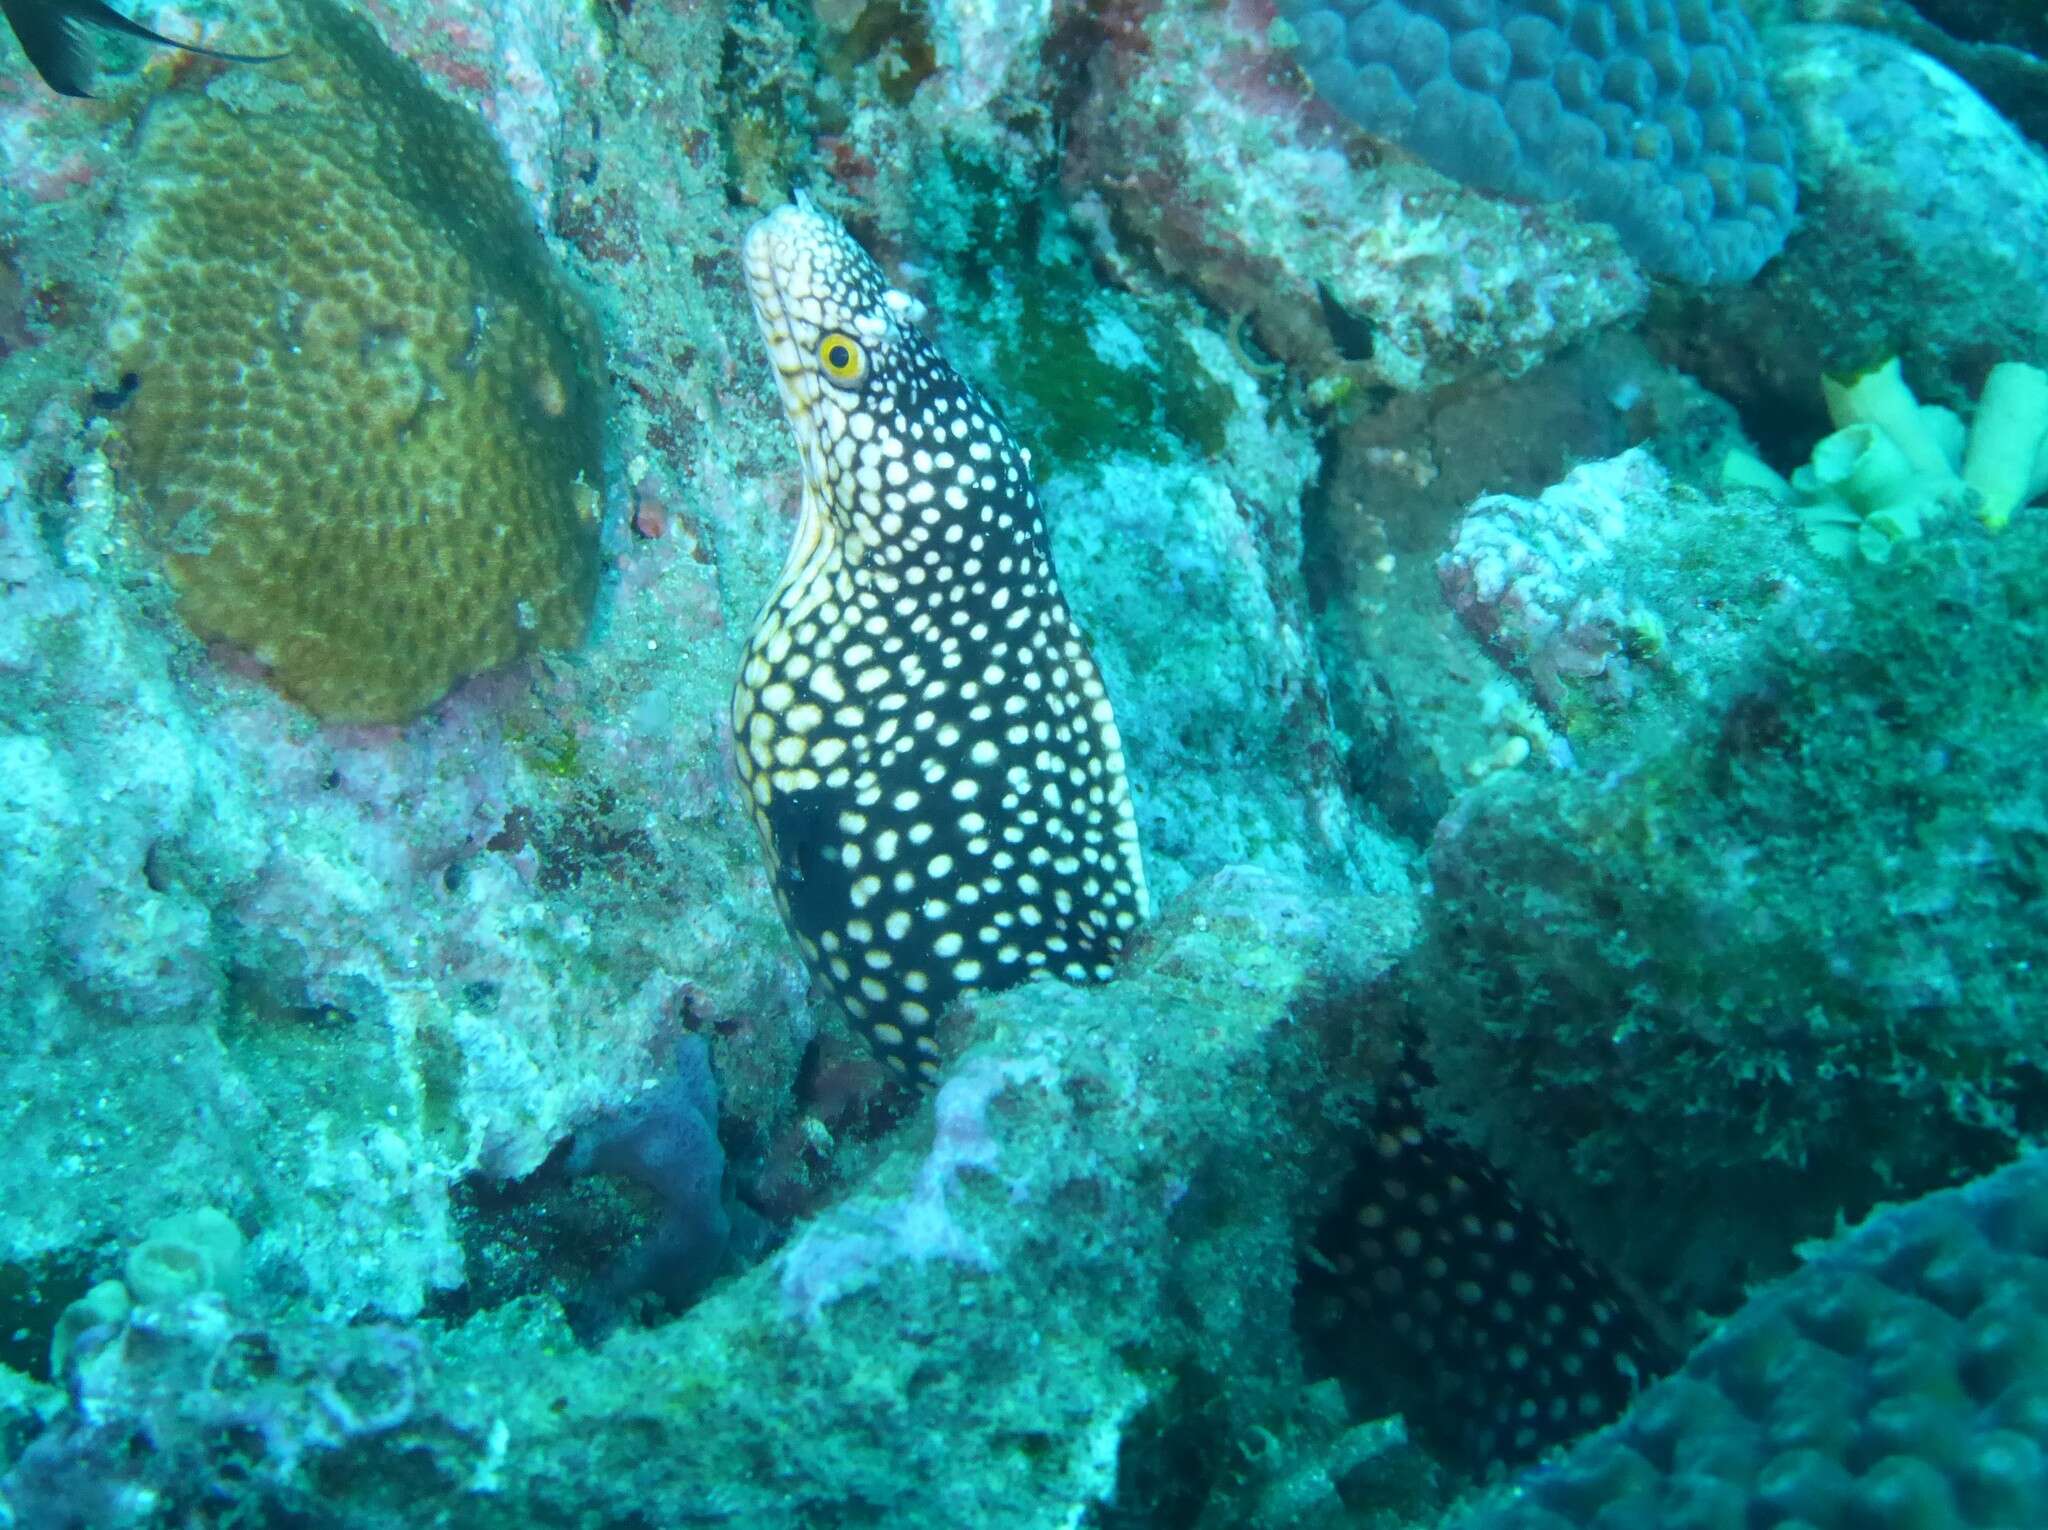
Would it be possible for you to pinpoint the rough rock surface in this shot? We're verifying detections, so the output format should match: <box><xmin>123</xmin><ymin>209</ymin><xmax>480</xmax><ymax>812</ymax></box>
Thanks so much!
<box><xmin>1069</xmin><ymin>0</ymin><xmax>1647</xmax><ymax>396</ymax></box>
<box><xmin>1658</xmin><ymin>23</ymin><xmax>2048</xmax><ymax>437</ymax></box>
<box><xmin>2</xmin><ymin>869</ymin><xmax>1421</xmax><ymax>1530</ymax></box>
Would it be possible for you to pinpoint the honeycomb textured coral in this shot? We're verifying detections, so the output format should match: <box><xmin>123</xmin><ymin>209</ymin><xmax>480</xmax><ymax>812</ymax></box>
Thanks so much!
<box><xmin>1278</xmin><ymin>0</ymin><xmax>1798</xmax><ymax>284</ymax></box>
<box><xmin>112</xmin><ymin>0</ymin><xmax>603</xmax><ymax>724</ymax></box>
<box><xmin>1456</xmin><ymin>1149</ymin><xmax>2048</xmax><ymax>1528</ymax></box>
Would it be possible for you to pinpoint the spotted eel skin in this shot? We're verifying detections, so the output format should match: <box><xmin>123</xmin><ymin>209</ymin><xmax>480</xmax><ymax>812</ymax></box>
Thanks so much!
<box><xmin>734</xmin><ymin>195</ymin><xmax>1148</xmax><ymax>1082</ymax></box>
<box><xmin>734</xmin><ymin>194</ymin><xmax>1665</xmax><ymax>1476</ymax></box>
<box><xmin>1314</xmin><ymin>1055</ymin><xmax>1675</xmax><ymax>1470</ymax></box>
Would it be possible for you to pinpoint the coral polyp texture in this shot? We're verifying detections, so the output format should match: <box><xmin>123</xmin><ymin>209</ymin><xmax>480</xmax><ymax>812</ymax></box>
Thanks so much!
<box><xmin>1278</xmin><ymin>0</ymin><xmax>1798</xmax><ymax>284</ymax></box>
<box><xmin>1454</xmin><ymin>1147</ymin><xmax>2048</xmax><ymax>1529</ymax></box>
<box><xmin>110</xmin><ymin>0</ymin><xmax>603</xmax><ymax>724</ymax></box>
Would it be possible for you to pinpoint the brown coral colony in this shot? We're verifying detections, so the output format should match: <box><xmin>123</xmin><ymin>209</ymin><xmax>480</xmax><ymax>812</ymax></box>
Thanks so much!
<box><xmin>113</xmin><ymin>0</ymin><xmax>603</xmax><ymax>725</ymax></box>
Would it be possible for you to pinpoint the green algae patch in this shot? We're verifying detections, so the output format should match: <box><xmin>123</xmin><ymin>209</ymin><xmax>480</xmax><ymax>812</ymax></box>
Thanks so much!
<box><xmin>917</xmin><ymin>164</ymin><xmax>1238</xmax><ymax>468</ymax></box>
<box><xmin>110</xmin><ymin>0</ymin><xmax>604</xmax><ymax>724</ymax></box>
<box><xmin>981</xmin><ymin>281</ymin><xmax>1238</xmax><ymax>468</ymax></box>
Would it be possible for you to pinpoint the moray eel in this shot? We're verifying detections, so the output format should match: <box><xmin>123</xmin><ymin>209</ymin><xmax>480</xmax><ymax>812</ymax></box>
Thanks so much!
<box><xmin>735</xmin><ymin>195</ymin><xmax>1148</xmax><ymax>1082</ymax></box>
<box><xmin>735</xmin><ymin>193</ymin><xmax>1662</xmax><ymax>1476</ymax></box>
<box><xmin>1312</xmin><ymin>1053</ymin><xmax>1675</xmax><ymax>1472</ymax></box>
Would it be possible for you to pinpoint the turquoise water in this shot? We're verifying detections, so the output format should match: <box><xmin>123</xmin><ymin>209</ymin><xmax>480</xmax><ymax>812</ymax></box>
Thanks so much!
<box><xmin>2</xmin><ymin>0</ymin><xmax>2046</xmax><ymax>1525</ymax></box>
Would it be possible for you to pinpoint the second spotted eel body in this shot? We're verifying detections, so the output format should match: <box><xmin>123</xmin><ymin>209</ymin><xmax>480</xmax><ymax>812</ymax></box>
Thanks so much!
<box><xmin>1312</xmin><ymin>1056</ymin><xmax>1674</xmax><ymax>1470</ymax></box>
<box><xmin>734</xmin><ymin>196</ymin><xmax>1148</xmax><ymax>1081</ymax></box>
<box><xmin>734</xmin><ymin>195</ymin><xmax>1664</xmax><ymax>1478</ymax></box>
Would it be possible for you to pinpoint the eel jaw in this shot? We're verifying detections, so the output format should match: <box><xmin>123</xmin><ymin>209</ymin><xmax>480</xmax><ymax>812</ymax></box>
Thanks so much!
<box><xmin>742</xmin><ymin>204</ymin><xmax>845</xmax><ymax>613</ymax></box>
<box><xmin>742</xmin><ymin>208</ymin><xmax>832</xmax><ymax>491</ymax></box>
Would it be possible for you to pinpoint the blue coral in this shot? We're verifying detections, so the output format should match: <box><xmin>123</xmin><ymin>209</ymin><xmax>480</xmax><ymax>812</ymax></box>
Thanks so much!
<box><xmin>1279</xmin><ymin>0</ymin><xmax>1798</xmax><ymax>283</ymax></box>
<box><xmin>1455</xmin><ymin>1148</ymin><xmax>2048</xmax><ymax>1528</ymax></box>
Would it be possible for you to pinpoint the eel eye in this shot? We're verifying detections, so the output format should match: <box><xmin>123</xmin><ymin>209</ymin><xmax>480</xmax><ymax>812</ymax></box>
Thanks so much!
<box><xmin>818</xmin><ymin>332</ymin><xmax>865</xmax><ymax>383</ymax></box>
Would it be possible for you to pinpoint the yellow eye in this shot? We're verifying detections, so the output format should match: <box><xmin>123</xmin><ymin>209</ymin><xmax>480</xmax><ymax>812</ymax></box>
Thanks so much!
<box><xmin>818</xmin><ymin>333</ymin><xmax>865</xmax><ymax>383</ymax></box>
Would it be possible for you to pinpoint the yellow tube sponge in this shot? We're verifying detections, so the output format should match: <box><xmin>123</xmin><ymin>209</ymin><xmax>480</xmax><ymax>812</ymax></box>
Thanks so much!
<box><xmin>1820</xmin><ymin>356</ymin><xmax>1964</xmax><ymax>483</ymax></box>
<box><xmin>111</xmin><ymin>0</ymin><xmax>603</xmax><ymax>723</ymax></box>
<box><xmin>123</xmin><ymin>1207</ymin><xmax>245</xmax><ymax>1305</ymax></box>
<box><xmin>1792</xmin><ymin>423</ymin><xmax>1925</xmax><ymax>562</ymax></box>
<box><xmin>48</xmin><ymin>1280</ymin><xmax>130</xmax><ymax>1377</ymax></box>
<box><xmin>1963</xmin><ymin>361</ymin><xmax>2048</xmax><ymax>531</ymax></box>
<box><xmin>1719</xmin><ymin>448</ymin><xmax>1791</xmax><ymax>501</ymax></box>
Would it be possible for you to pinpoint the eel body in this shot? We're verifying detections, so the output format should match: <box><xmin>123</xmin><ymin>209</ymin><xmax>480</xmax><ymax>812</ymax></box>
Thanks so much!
<box><xmin>734</xmin><ymin>196</ymin><xmax>1148</xmax><ymax>1081</ymax></box>
<box><xmin>734</xmin><ymin>194</ymin><xmax>1663</xmax><ymax>1476</ymax></box>
<box><xmin>1315</xmin><ymin>1057</ymin><xmax>1674</xmax><ymax>1470</ymax></box>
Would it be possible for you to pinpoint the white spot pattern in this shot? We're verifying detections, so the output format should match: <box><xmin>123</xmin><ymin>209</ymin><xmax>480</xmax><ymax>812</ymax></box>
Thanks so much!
<box><xmin>732</xmin><ymin>198</ymin><xmax>1149</xmax><ymax>1081</ymax></box>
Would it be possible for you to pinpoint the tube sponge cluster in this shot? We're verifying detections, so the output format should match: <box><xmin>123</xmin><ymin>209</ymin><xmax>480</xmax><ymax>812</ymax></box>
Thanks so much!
<box><xmin>1457</xmin><ymin>1148</ymin><xmax>2048</xmax><ymax>1529</ymax></box>
<box><xmin>110</xmin><ymin>0</ymin><xmax>604</xmax><ymax>724</ymax></box>
<box><xmin>1726</xmin><ymin>356</ymin><xmax>2048</xmax><ymax>560</ymax></box>
<box><xmin>1277</xmin><ymin>0</ymin><xmax>1797</xmax><ymax>284</ymax></box>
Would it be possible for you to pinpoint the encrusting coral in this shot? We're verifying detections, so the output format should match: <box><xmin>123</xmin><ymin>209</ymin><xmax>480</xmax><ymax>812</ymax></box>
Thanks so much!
<box><xmin>1277</xmin><ymin>0</ymin><xmax>1799</xmax><ymax>284</ymax></box>
<box><xmin>1452</xmin><ymin>1147</ymin><xmax>2048</xmax><ymax>1529</ymax></box>
<box><xmin>1725</xmin><ymin>354</ymin><xmax>2048</xmax><ymax>560</ymax></box>
<box><xmin>109</xmin><ymin>0</ymin><xmax>604</xmax><ymax>724</ymax></box>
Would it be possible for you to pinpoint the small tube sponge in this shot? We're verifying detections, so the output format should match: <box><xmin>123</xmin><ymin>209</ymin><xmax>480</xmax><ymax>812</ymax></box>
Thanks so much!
<box><xmin>1821</xmin><ymin>356</ymin><xmax>1964</xmax><ymax>487</ymax></box>
<box><xmin>124</xmin><ymin>1207</ymin><xmax>245</xmax><ymax>1305</ymax></box>
<box><xmin>1727</xmin><ymin>355</ymin><xmax>2048</xmax><ymax>561</ymax></box>
<box><xmin>46</xmin><ymin>1209</ymin><xmax>245</xmax><ymax>1376</ymax></box>
<box><xmin>1792</xmin><ymin>423</ymin><xmax>1928</xmax><ymax>563</ymax></box>
<box><xmin>47</xmin><ymin>1280</ymin><xmax>130</xmax><ymax>1378</ymax></box>
<box><xmin>1963</xmin><ymin>362</ymin><xmax>2048</xmax><ymax>531</ymax></box>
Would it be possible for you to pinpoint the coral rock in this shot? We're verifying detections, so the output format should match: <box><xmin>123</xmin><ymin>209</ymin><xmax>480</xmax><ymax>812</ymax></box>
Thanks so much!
<box><xmin>1663</xmin><ymin>24</ymin><xmax>2048</xmax><ymax>423</ymax></box>
<box><xmin>1069</xmin><ymin>0</ymin><xmax>1647</xmax><ymax>395</ymax></box>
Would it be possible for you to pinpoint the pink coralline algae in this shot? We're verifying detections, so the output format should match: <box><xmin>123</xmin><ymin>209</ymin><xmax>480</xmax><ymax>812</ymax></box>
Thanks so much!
<box><xmin>1438</xmin><ymin>447</ymin><xmax>1670</xmax><ymax>717</ymax></box>
<box><xmin>358</xmin><ymin>0</ymin><xmax>601</xmax><ymax>210</ymax></box>
<box><xmin>777</xmin><ymin>1050</ymin><xmax>1049</xmax><ymax>1321</ymax></box>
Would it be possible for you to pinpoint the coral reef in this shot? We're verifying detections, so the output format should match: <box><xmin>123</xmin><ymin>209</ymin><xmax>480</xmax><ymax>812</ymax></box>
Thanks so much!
<box><xmin>1438</xmin><ymin>449</ymin><xmax>1675</xmax><ymax>725</ymax></box>
<box><xmin>1452</xmin><ymin>1147</ymin><xmax>2048</xmax><ymax>1529</ymax></box>
<box><xmin>1435</xmin><ymin>445</ymin><xmax>1811</xmax><ymax>751</ymax></box>
<box><xmin>8</xmin><ymin>1292</ymin><xmax>428</xmax><ymax>1526</ymax></box>
<box><xmin>355</xmin><ymin>0</ymin><xmax>605</xmax><ymax>212</ymax></box>
<box><xmin>1783</xmin><ymin>0</ymin><xmax>2048</xmax><ymax>148</ymax></box>
<box><xmin>1278</xmin><ymin>0</ymin><xmax>1798</xmax><ymax>284</ymax></box>
<box><xmin>5</xmin><ymin>0</ymin><xmax>2047</xmax><ymax>1522</ymax></box>
<box><xmin>1068</xmin><ymin>0</ymin><xmax>1646</xmax><ymax>396</ymax></box>
<box><xmin>1412</xmin><ymin>482</ymin><xmax>2048</xmax><ymax>1313</ymax></box>
<box><xmin>112</xmin><ymin>0</ymin><xmax>604</xmax><ymax>723</ymax></box>
<box><xmin>2</xmin><ymin>869</ymin><xmax>1425</xmax><ymax>1530</ymax></box>
<box><xmin>0</xmin><ymin>312</ymin><xmax>808</xmax><ymax>1323</ymax></box>
<box><xmin>1</xmin><ymin>0</ymin><xmax>1413</xmax><ymax>1442</ymax></box>
<box><xmin>1035</xmin><ymin>316</ymin><xmax>1411</xmax><ymax>906</ymax></box>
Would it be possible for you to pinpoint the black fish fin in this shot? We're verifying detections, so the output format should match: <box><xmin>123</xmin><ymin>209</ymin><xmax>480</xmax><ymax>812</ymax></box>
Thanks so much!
<box><xmin>69</xmin><ymin>1</ymin><xmax>286</xmax><ymax>64</ymax></box>
<box><xmin>3</xmin><ymin>0</ymin><xmax>96</xmax><ymax>96</ymax></box>
<box><xmin>3</xmin><ymin>0</ymin><xmax>288</xmax><ymax>98</ymax></box>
